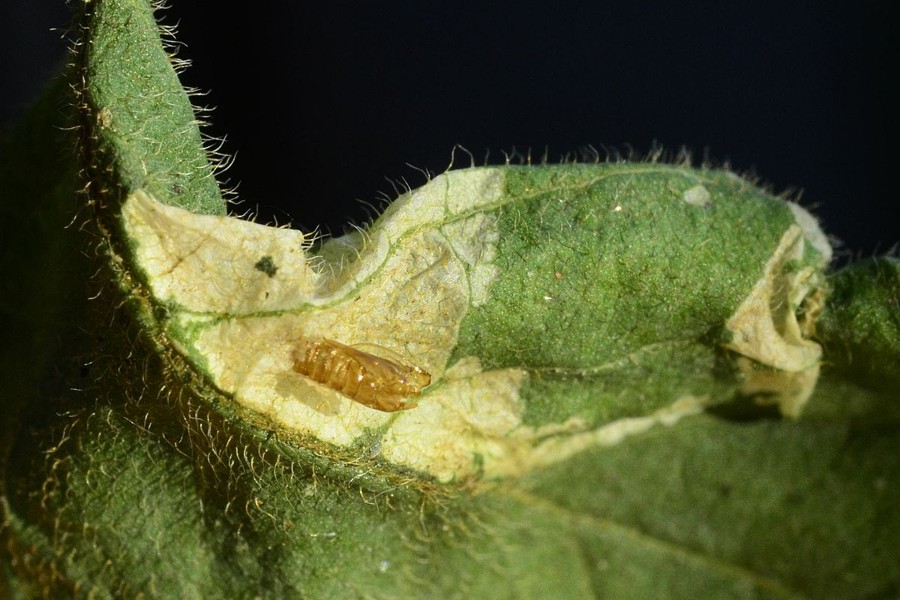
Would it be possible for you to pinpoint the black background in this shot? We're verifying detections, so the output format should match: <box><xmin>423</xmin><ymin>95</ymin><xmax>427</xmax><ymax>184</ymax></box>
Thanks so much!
<box><xmin>3</xmin><ymin>3</ymin><xmax>895</xmax><ymax>261</ymax></box>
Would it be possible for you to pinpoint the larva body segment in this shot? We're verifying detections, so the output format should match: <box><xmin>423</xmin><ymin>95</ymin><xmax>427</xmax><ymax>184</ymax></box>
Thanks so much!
<box><xmin>292</xmin><ymin>338</ymin><xmax>431</xmax><ymax>412</ymax></box>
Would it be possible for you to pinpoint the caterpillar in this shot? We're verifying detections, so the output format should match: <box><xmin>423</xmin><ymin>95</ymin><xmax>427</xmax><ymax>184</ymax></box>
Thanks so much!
<box><xmin>292</xmin><ymin>338</ymin><xmax>431</xmax><ymax>412</ymax></box>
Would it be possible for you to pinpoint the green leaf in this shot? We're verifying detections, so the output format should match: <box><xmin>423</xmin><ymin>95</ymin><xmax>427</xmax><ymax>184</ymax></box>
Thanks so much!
<box><xmin>77</xmin><ymin>0</ymin><xmax>224</xmax><ymax>213</ymax></box>
<box><xmin>2</xmin><ymin>0</ymin><xmax>897</xmax><ymax>598</ymax></box>
<box><xmin>818</xmin><ymin>257</ymin><xmax>900</xmax><ymax>389</ymax></box>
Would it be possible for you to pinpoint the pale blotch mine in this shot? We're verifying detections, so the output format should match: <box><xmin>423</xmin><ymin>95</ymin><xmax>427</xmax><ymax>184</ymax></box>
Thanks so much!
<box><xmin>724</xmin><ymin>208</ymin><xmax>831</xmax><ymax>416</ymax></box>
<box><xmin>122</xmin><ymin>169</ymin><xmax>509</xmax><ymax>450</ymax></box>
<box><xmin>381</xmin><ymin>357</ymin><xmax>708</xmax><ymax>481</ymax></box>
<box><xmin>725</xmin><ymin>225</ymin><xmax>825</xmax><ymax>372</ymax></box>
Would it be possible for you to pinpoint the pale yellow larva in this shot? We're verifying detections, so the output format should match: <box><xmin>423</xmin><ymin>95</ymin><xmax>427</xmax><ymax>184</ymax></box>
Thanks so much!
<box><xmin>292</xmin><ymin>338</ymin><xmax>431</xmax><ymax>412</ymax></box>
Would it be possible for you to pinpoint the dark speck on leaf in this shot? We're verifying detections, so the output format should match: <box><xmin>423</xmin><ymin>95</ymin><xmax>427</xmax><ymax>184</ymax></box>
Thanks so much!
<box><xmin>254</xmin><ymin>255</ymin><xmax>278</xmax><ymax>277</ymax></box>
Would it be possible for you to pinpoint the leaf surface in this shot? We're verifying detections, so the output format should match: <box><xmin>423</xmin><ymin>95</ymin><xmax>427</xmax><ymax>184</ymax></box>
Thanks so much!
<box><xmin>1</xmin><ymin>1</ymin><xmax>897</xmax><ymax>599</ymax></box>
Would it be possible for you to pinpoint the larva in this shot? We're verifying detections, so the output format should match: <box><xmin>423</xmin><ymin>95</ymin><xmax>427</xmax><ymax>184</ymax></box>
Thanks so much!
<box><xmin>292</xmin><ymin>338</ymin><xmax>431</xmax><ymax>412</ymax></box>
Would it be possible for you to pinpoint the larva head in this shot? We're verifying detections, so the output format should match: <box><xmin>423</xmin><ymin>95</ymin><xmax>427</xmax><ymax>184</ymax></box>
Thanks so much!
<box><xmin>400</xmin><ymin>366</ymin><xmax>432</xmax><ymax>393</ymax></box>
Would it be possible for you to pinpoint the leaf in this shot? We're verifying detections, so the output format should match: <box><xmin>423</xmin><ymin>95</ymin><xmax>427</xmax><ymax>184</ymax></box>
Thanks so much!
<box><xmin>119</xmin><ymin>162</ymin><xmax>829</xmax><ymax>482</ymax></box>
<box><xmin>817</xmin><ymin>257</ymin><xmax>900</xmax><ymax>390</ymax></box>
<box><xmin>2</xmin><ymin>0</ymin><xmax>897</xmax><ymax>598</ymax></box>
